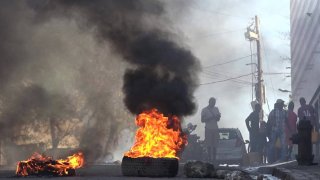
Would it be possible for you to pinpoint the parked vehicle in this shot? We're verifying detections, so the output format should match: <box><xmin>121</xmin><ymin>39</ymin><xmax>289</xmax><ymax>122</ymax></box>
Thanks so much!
<box><xmin>216</xmin><ymin>128</ymin><xmax>248</xmax><ymax>165</ymax></box>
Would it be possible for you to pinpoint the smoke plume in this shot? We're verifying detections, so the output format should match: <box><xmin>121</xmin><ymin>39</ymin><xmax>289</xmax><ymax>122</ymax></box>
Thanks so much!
<box><xmin>0</xmin><ymin>0</ymin><xmax>200</xmax><ymax>165</ymax></box>
<box><xmin>30</xmin><ymin>0</ymin><xmax>200</xmax><ymax>116</ymax></box>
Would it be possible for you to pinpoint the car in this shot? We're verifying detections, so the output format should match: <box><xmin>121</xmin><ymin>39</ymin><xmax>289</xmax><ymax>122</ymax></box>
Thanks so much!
<box><xmin>216</xmin><ymin>128</ymin><xmax>248</xmax><ymax>165</ymax></box>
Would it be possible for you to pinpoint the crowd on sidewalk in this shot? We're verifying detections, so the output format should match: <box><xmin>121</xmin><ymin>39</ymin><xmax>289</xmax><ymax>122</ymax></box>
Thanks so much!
<box><xmin>245</xmin><ymin>97</ymin><xmax>319</xmax><ymax>164</ymax></box>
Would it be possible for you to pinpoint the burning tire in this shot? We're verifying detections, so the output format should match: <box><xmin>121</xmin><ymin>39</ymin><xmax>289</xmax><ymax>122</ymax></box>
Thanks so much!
<box><xmin>16</xmin><ymin>152</ymin><xmax>84</xmax><ymax>177</ymax></box>
<box><xmin>121</xmin><ymin>156</ymin><xmax>179</xmax><ymax>177</ymax></box>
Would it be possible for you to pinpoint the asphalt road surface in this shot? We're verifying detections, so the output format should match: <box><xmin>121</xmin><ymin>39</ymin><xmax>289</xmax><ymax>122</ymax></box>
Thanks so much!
<box><xmin>0</xmin><ymin>164</ymin><xmax>220</xmax><ymax>179</ymax></box>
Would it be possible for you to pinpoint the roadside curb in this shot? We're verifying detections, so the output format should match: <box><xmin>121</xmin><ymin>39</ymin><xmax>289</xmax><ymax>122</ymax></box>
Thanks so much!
<box><xmin>272</xmin><ymin>167</ymin><xmax>320</xmax><ymax>180</ymax></box>
<box><xmin>254</xmin><ymin>160</ymin><xmax>320</xmax><ymax>180</ymax></box>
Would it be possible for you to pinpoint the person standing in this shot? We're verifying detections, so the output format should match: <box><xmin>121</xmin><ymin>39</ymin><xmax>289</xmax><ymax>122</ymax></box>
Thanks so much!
<box><xmin>285</xmin><ymin>101</ymin><xmax>297</xmax><ymax>160</ymax></box>
<box><xmin>298</xmin><ymin>97</ymin><xmax>319</xmax><ymax>156</ymax></box>
<box><xmin>245</xmin><ymin>103</ymin><xmax>261</xmax><ymax>153</ymax></box>
<box><xmin>298</xmin><ymin>97</ymin><xmax>317</xmax><ymax>127</ymax></box>
<box><xmin>267</xmin><ymin>99</ymin><xmax>288</xmax><ymax>163</ymax></box>
<box><xmin>266</xmin><ymin>103</ymin><xmax>277</xmax><ymax>163</ymax></box>
<box><xmin>201</xmin><ymin>97</ymin><xmax>221</xmax><ymax>163</ymax></box>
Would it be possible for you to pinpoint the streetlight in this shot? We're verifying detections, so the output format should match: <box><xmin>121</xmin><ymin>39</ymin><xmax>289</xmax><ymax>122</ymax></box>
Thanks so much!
<box><xmin>278</xmin><ymin>88</ymin><xmax>291</xmax><ymax>93</ymax></box>
<box><xmin>245</xmin><ymin>63</ymin><xmax>258</xmax><ymax>77</ymax></box>
<box><xmin>245</xmin><ymin>63</ymin><xmax>258</xmax><ymax>68</ymax></box>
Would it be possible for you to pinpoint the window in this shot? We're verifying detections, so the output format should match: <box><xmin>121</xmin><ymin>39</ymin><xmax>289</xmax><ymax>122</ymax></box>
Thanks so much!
<box><xmin>218</xmin><ymin>130</ymin><xmax>238</xmax><ymax>140</ymax></box>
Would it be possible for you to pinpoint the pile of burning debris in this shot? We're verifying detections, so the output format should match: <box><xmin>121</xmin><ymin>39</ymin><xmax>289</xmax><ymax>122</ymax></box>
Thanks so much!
<box><xmin>16</xmin><ymin>152</ymin><xmax>84</xmax><ymax>177</ymax></box>
<box><xmin>122</xmin><ymin>108</ymin><xmax>186</xmax><ymax>177</ymax></box>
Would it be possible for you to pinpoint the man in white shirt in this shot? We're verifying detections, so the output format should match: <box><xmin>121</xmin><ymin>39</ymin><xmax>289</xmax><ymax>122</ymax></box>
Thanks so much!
<box><xmin>201</xmin><ymin>97</ymin><xmax>221</xmax><ymax>163</ymax></box>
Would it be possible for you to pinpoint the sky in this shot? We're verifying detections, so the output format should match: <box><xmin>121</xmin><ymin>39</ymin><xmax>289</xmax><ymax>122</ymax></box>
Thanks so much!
<box><xmin>166</xmin><ymin>0</ymin><xmax>291</xmax><ymax>141</ymax></box>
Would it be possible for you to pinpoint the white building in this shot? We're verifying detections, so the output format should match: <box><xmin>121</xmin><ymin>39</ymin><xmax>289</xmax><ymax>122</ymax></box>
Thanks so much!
<box><xmin>291</xmin><ymin>0</ymin><xmax>320</xmax><ymax>114</ymax></box>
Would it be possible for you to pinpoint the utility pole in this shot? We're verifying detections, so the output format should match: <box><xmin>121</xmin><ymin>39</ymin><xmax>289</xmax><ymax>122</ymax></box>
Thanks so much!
<box><xmin>245</xmin><ymin>15</ymin><xmax>264</xmax><ymax>117</ymax></box>
<box><xmin>255</xmin><ymin>15</ymin><xmax>263</xmax><ymax>105</ymax></box>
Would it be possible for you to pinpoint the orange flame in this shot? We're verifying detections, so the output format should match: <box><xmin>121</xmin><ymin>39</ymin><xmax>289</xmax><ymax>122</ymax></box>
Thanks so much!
<box><xmin>16</xmin><ymin>152</ymin><xmax>84</xmax><ymax>176</ymax></box>
<box><xmin>124</xmin><ymin>108</ymin><xmax>187</xmax><ymax>159</ymax></box>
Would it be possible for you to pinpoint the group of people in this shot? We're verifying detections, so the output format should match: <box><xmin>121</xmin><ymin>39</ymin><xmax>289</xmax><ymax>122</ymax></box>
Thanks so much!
<box><xmin>199</xmin><ymin>96</ymin><xmax>318</xmax><ymax>164</ymax></box>
<box><xmin>246</xmin><ymin>97</ymin><xmax>318</xmax><ymax>163</ymax></box>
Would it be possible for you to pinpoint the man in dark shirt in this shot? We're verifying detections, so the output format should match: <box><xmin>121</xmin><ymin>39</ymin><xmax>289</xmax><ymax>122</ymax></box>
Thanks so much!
<box><xmin>298</xmin><ymin>97</ymin><xmax>317</xmax><ymax>128</ymax></box>
<box><xmin>268</xmin><ymin>99</ymin><xmax>288</xmax><ymax>162</ymax></box>
<box><xmin>298</xmin><ymin>97</ymin><xmax>319</xmax><ymax>156</ymax></box>
<box><xmin>245</xmin><ymin>103</ymin><xmax>261</xmax><ymax>152</ymax></box>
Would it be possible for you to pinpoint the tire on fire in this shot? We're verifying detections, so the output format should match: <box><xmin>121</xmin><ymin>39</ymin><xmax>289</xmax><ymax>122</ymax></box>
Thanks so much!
<box><xmin>121</xmin><ymin>156</ymin><xmax>179</xmax><ymax>177</ymax></box>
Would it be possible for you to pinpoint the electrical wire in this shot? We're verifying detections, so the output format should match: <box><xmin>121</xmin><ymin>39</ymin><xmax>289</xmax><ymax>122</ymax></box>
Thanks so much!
<box><xmin>202</xmin><ymin>70</ymin><xmax>253</xmax><ymax>84</ymax></box>
<box><xmin>201</xmin><ymin>70</ymin><xmax>252</xmax><ymax>87</ymax></box>
<box><xmin>250</xmin><ymin>41</ymin><xmax>255</xmax><ymax>101</ymax></box>
<box><xmin>260</xmin><ymin>32</ymin><xmax>276</xmax><ymax>100</ymax></box>
<box><xmin>203</xmin><ymin>54</ymin><xmax>256</xmax><ymax>69</ymax></box>
<box><xmin>264</xmin><ymin>72</ymin><xmax>291</xmax><ymax>75</ymax></box>
<box><xmin>191</xmin><ymin>0</ymin><xmax>250</xmax><ymax>20</ymax></box>
<box><xmin>195</xmin><ymin>29</ymin><xmax>246</xmax><ymax>38</ymax></box>
<box><xmin>199</xmin><ymin>72</ymin><xmax>254</xmax><ymax>85</ymax></box>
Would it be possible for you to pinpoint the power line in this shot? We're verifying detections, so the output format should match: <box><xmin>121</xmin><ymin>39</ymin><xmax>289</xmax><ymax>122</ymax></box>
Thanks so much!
<box><xmin>191</xmin><ymin>0</ymin><xmax>250</xmax><ymax>20</ymax></box>
<box><xmin>249</xmin><ymin>40</ymin><xmax>255</xmax><ymax>101</ymax></box>
<box><xmin>259</xmin><ymin>28</ymin><xmax>276</xmax><ymax>100</ymax></box>
<box><xmin>200</xmin><ymin>75</ymin><xmax>251</xmax><ymax>89</ymax></box>
<box><xmin>203</xmin><ymin>54</ymin><xmax>256</xmax><ymax>69</ymax></box>
<box><xmin>194</xmin><ymin>83</ymin><xmax>251</xmax><ymax>97</ymax></box>
<box><xmin>201</xmin><ymin>70</ymin><xmax>252</xmax><ymax>85</ymax></box>
<box><xmin>199</xmin><ymin>73</ymin><xmax>254</xmax><ymax>85</ymax></box>
<box><xmin>257</xmin><ymin>7</ymin><xmax>290</xmax><ymax>21</ymax></box>
<box><xmin>264</xmin><ymin>72</ymin><xmax>290</xmax><ymax>75</ymax></box>
<box><xmin>195</xmin><ymin>28</ymin><xmax>246</xmax><ymax>38</ymax></box>
<box><xmin>202</xmin><ymin>69</ymin><xmax>253</xmax><ymax>83</ymax></box>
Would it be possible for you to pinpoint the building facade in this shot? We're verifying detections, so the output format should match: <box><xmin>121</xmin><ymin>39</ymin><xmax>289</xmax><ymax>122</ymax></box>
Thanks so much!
<box><xmin>291</xmin><ymin>0</ymin><xmax>320</xmax><ymax>115</ymax></box>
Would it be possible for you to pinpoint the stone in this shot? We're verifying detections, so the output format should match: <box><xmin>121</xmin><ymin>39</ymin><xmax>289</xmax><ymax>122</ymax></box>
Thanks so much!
<box><xmin>225</xmin><ymin>171</ymin><xmax>253</xmax><ymax>180</ymax></box>
<box><xmin>183</xmin><ymin>160</ymin><xmax>214</xmax><ymax>178</ymax></box>
<box><xmin>213</xmin><ymin>170</ymin><xmax>231</xmax><ymax>179</ymax></box>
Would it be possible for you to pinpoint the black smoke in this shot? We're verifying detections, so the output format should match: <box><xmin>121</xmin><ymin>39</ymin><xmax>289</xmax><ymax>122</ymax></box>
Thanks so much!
<box><xmin>0</xmin><ymin>1</ymin><xmax>32</xmax><ymax>87</ymax></box>
<box><xmin>29</xmin><ymin>0</ymin><xmax>200</xmax><ymax>116</ymax></box>
<box><xmin>0</xmin><ymin>0</ymin><xmax>200</xmax><ymax>164</ymax></box>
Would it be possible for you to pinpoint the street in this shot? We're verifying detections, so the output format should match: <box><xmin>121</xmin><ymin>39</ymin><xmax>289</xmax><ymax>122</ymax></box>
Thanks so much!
<box><xmin>3</xmin><ymin>160</ymin><xmax>320</xmax><ymax>179</ymax></box>
<box><xmin>0</xmin><ymin>164</ymin><xmax>219</xmax><ymax>179</ymax></box>
<box><xmin>0</xmin><ymin>162</ymin><xmax>286</xmax><ymax>180</ymax></box>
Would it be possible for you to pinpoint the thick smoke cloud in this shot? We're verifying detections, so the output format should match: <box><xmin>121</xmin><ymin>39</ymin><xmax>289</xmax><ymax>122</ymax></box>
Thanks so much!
<box><xmin>0</xmin><ymin>0</ymin><xmax>200</xmax><ymax>165</ymax></box>
<box><xmin>30</xmin><ymin>0</ymin><xmax>200</xmax><ymax>116</ymax></box>
<box><xmin>0</xmin><ymin>1</ymin><xmax>32</xmax><ymax>86</ymax></box>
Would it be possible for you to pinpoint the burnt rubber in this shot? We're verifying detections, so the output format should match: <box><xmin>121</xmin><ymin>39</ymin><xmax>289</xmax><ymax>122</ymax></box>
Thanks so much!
<box><xmin>121</xmin><ymin>156</ymin><xmax>178</xmax><ymax>177</ymax></box>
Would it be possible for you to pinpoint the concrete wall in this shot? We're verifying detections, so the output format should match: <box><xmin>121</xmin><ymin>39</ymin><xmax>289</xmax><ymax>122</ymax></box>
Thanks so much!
<box><xmin>290</xmin><ymin>0</ymin><xmax>320</xmax><ymax>106</ymax></box>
